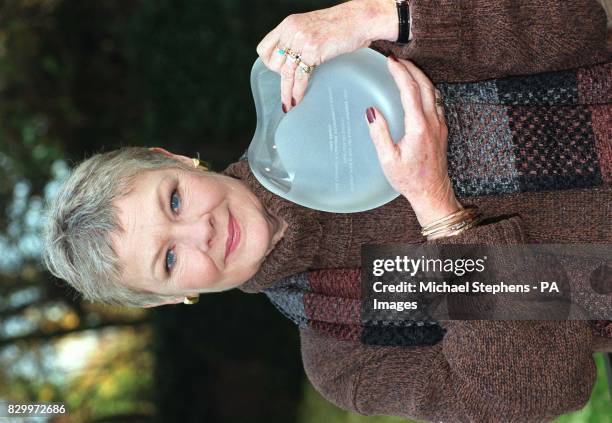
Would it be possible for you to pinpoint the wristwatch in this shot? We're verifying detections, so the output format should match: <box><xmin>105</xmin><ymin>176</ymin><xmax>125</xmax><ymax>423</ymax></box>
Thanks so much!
<box><xmin>395</xmin><ymin>0</ymin><xmax>410</xmax><ymax>44</ymax></box>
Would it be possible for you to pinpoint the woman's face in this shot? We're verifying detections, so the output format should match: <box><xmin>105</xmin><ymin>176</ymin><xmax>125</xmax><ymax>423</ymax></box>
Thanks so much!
<box><xmin>111</xmin><ymin>152</ymin><xmax>286</xmax><ymax>305</ymax></box>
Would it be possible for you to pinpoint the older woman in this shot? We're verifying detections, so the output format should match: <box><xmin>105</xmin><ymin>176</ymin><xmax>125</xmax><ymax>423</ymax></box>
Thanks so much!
<box><xmin>43</xmin><ymin>0</ymin><xmax>611</xmax><ymax>422</ymax></box>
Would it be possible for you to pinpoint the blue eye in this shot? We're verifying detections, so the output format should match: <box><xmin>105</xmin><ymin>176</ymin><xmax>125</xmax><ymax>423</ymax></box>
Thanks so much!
<box><xmin>170</xmin><ymin>189</ymin><xmax>180</xmax><ymax>213</ymax></box>
<box><xmin>166</xmin><ymin>188</ymin><xmax>180</xmax><ymax>274</ymax></box>
<box><xmin>165</xmin><ymin>248</ymin><xmax>177</xmax><ymax>272</ymax></box>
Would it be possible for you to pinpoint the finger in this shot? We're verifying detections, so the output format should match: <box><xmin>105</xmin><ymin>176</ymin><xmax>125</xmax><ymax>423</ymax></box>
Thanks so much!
<box><xmin>292</xmin><ymin>64</ymin><xmax>311</xmax><ymax>106</ymax></box>
<box><xmin>268</xmin><ymin>43</ymin><xmax>289</xmax><ymax>72</ymax></box>
<box><xmin>434</xmin><ymin>89</ymin><xmax>446</xmax><ymax>124</ymax></box>
<box><xmin>399</xmin><ymin>59</ymin><xmax>437</xmax><ymax>120</ymax></box>
<box><xmin>387</xmin><ymin>57</ymin><xmax>426</xmax><ymax>133</ymax></box>
<box><xmin>434</xmin><ymin>90</ymin><xmax>449</xmax><ymax>140</ymax></box>
<box><xmin>268</xmin><ymin>28</ymin><xmax>296</xmax><ymax>73</ymax></box>
<box><xmin>280</xmin><ymin>59</ymin><xmax>298</xmax><ymax>112</ymax></box>
<box><xmin>365</xmin><ymin>106</ymin><xmax>399</xmax><ymax>167</ymax></box>
<box><xmin>256</xmin><ymin>25</ymin><xmax>283</xmax><ymax>68</ymax></box>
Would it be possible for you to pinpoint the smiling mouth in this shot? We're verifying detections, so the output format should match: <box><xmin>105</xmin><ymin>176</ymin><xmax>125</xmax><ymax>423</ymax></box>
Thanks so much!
<box><xmin>225</xmin><ymin>210</ymin><xmax>240</xmax><ymax>260</ymax></box>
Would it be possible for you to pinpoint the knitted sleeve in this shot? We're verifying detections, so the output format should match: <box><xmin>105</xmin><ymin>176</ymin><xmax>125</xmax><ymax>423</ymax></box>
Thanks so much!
<box><xmin>300</xmin><ymin>217</ymin><xmax>598</xmax><ymax>422</ymax></box>
<box><xmin>370</xmin><ymin>0</ymin><xmax>610</xmax><ymax>82</ymax></box>
<box><xmin>300</xmin><ymin>322</ymin><xmax>595</xmax><ymax>422</ymax></box>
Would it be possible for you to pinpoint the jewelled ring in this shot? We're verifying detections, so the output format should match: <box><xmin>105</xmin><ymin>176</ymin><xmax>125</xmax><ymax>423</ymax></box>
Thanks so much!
<box><xmin>286</xmin><ymin>50</ymin><xmax>301</xmax><ymax>64</ymax></box>
<box><xmin>298</xmin><ymin>61</ymin><xmax>315</xmax><ymax>74</ymax></box>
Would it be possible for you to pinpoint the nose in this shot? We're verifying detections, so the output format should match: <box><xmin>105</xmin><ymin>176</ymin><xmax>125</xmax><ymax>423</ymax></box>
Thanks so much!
<box><xmin>171</xmin><ymin>214</ymin><xmax>215</xmax><ymax>251</ymax></box>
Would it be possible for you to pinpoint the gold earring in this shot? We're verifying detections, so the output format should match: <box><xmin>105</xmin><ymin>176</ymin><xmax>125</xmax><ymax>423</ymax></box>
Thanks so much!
<box><xmin>183</xmin><ymin>295</ymin><xmax>199</xmax><ymax>305</ymax></box>
<box><xmin>192</xmin><ymin>153</ymin><xmax>209</xmax><ymax>171</ymax></box>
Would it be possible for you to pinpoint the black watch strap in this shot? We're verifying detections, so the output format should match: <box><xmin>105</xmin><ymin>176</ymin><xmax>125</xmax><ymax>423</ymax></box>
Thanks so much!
<box><xmin>395</xmin><ymin>0</ymin><xmax>410</xmax><ymax>44</ymax></box>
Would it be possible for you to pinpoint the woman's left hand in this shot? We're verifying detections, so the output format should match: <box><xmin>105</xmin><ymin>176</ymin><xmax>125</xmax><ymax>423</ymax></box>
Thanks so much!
<box><xmin>256</xmin><ymin>0</ymin><xmax>397</xmax><ymax>113</ymax></box>
<box><xmin>366</xmin><ymin>57</ymin><xmax>462</xmax><ymax>228</ymax></box>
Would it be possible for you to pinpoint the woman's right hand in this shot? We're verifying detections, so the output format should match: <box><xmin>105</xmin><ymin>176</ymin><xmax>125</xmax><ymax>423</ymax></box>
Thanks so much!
<box><xmin>256</xmin><ymin>0</ymin><xmax>397</xmax><ymax>113</ymax></box>
<box><xmin>365</xmin><ymin>56</ymin><xmax>462</xmax><ymax>228</ymax></box>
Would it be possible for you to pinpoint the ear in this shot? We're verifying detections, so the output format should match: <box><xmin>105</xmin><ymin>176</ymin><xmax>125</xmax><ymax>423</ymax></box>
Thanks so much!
<box><xmin>143</xmin><ymin>296</ymin><xmax>185</xmax><ymax>308</ymax></box>
<box><xmin>149</xmin><ymin>147</ymin><xmax>194</xmax><ymax>168</ymax></box>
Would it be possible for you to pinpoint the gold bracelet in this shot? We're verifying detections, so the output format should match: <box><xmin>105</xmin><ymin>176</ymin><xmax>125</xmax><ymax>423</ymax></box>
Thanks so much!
<box><xmin>422</xmin><ymin>208</ymin><xmax>465</xmax><ymax>228</ymax></box>
<box><xmin>424</xmin><ymin>214</ymin><xmax>482</xmax><ymax>238</ymax></box>
<box><xmin>422</xmin><ymin>209</ymin><xmax>479</xmax><ymax>234</ymax></box>
<box><xmin>421</xmin><ymin>206</ymin><xmax>481</xmax><ymax>238</ymax></box>
<box><xmin>448</xmin><ymin>215</ymin><xmax>483</xmax><ymax>237</ymax></box>
<box><xmin>421</xmin><ymin>206</ymin><xmax>478</xmax><ymax>236</ymax></box>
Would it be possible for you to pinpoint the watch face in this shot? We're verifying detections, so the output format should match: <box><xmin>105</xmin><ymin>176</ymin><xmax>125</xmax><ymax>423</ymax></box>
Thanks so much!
<box><xmin>248</xmin><ymin>48</ymin><xmax>404</xmax><ymax>213</ymax></box>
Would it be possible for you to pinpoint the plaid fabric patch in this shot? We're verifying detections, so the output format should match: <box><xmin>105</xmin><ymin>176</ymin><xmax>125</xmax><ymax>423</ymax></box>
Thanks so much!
<box><xmin>589</xmin><ymin>104</ymin><xmax>612</xmax><ymax>184</ymax></box>
<box><xmin>445</xmin><ymin>103</ymin><xmax>519</xmax><ymax>197</ymax></box>
<box><xmin>577</xmin><ymin>62</ymin><xmax>612</xmax><ymax>105</ymax></box>
<box><xmin>362</xmin><ymin>321</ymin><xmax>444</xmax><ymax>347</ymax></box>
<box><xmin>496</xmin><ymin>70</ymin><xmax>578</xmax><ymax>106</ymax></box>
<box><xmin>264</xmin><ymin>269</ymin><xmax>445</xmax><ymax>346</ymax></box>
<box><xmin>438</xmin><ymin>62</ymin><xmax>609</xmax><ymax>198</ymax></box>
<box><xmin>508</xmin><ymin>105</ymin><xmax>602</xmax><ymax>191</ymax></box>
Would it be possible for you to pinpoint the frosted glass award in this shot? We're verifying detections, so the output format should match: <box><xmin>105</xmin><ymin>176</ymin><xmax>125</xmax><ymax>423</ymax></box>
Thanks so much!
<box><xmin>248</xmin><ymin>48</ymin><xmax>404</xmax><ymax>213</ymax></box>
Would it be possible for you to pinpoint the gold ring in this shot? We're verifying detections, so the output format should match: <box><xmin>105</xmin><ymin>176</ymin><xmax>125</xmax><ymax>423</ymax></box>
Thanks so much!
<box><xmin>434</xmin><ymin>89</ymin><xmax>444</xmax><ymax>107</ymax></box>
<box><xmin>298</xmin><ymin>61</ymin><xmax>315</xmax><ymax>74</ymax></box>
<box><xmin>286</xmin><ymin>49</ymin><xmax>301</xmax><ymax>64</ymax></box>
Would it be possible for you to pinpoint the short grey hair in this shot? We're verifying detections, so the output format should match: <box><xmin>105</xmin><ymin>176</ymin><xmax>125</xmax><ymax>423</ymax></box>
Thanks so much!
<box><xmin>43</xmin><ymin>146</ymin><xmax>206</xmax><ymax>307</ymax></box>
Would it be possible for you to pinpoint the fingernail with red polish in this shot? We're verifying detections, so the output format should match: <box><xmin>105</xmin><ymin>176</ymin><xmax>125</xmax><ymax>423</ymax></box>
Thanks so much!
<box><xmin>366</xmin><ymin>107</ymin><xmax>376</xmax><ymax>124</ymax></box>
<box><xmin>389</xmin><ymin>54</ymin><xmax>398</xmax><ymax>62</ymax></box>
<box><xmin>291</xmin><ymin>97</ymin><xmax>296</xmax><ymax>107</ymax></box>
<box><xmin>282</xmin><ymin>103</ymin><xmax>287</xmax><ymax>113</ymax></box>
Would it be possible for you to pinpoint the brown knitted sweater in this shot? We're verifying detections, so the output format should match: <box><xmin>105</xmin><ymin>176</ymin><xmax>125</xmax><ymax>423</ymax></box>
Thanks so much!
<box><xmin>222</xmin><ymin>1</ymin><xmax>611</xmax><ymax>422</ymax></box>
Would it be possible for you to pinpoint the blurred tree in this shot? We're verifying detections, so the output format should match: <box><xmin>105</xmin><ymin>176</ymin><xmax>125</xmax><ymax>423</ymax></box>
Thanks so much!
<box><xmin>65</xmin><ymin>327</ymin><xmax>155</xmax><ymax>422</ymax></box>
<box><xmin>0</xmin><ymin>0</ymin><xmax>332</xmax><ymax>422</ymax></box>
